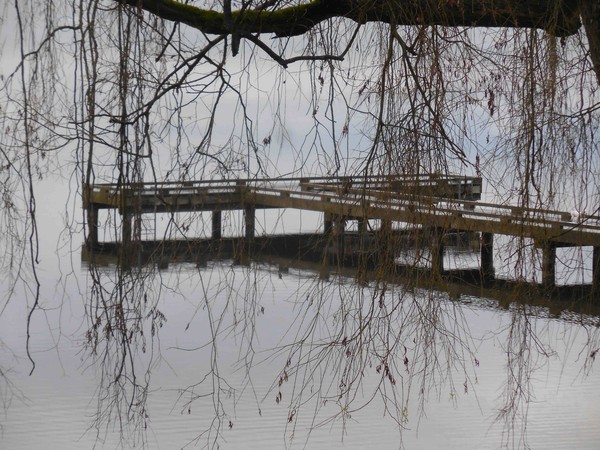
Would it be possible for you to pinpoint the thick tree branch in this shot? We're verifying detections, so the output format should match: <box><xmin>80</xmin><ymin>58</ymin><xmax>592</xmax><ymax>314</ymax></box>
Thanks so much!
<box><xmin>120</xmin><ymin>0</ymin><xmax>581</xmax><ymax>38</ymax></box>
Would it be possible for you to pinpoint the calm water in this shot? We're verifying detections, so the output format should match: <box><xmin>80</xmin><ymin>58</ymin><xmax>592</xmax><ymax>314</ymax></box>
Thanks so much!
<box><xmin>1</xmin><ymin>259</ymin><xmax>600</xmax><ymax>449</ymax></box>
<box><xmin>1</xmin><ymin>178</ymin><xmax>600</xmax><ymax>449</ymax></box>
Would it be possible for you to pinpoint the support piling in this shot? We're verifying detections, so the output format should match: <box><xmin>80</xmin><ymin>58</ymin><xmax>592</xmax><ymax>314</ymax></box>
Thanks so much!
<box><xmin>212</xmin><ymin>210</ymin><xmax>222</xmax><ymax>239</ymax></box>
<box><xmin>244</xmin><ymin>206</ymin><xmax>255</xmax><ymax>240</ymax></box>
<box><xmin>480</xmin><ymin>232</ymin><xmax>495</xmax><ymax>282</ymax></box>
<box><xmin>541</xmin><ymin>241</ymin><xmax>557</xmax><ymax>292</ymax></box>
<box><xmin>87</xmin><ymin>205</ymin><xmax>99</xmax><ymax>246</ymax></box>
<box><xmin>593</xmin><ymin>246</ymin><xmax>600</xmax><ymax>295</ymax></box>
<box><xmin>430</xmin><ymin>227</ymin><xmax>445</xmax><ymax>277</ymax></box>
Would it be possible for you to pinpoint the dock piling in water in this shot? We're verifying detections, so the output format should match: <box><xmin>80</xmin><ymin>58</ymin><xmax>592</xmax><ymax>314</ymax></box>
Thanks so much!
<box><xmin>480</xmin><ymin>232</ymin><xmax>495</xmax><ymax>282</ymax></box>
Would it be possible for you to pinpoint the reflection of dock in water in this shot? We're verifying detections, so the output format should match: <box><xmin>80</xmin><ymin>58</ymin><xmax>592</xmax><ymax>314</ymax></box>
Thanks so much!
<box><xmin>81</xmin><ymin>234</ymin><xmax>600</xmax><ymax>318</ymax></box>
<box><xmin>83</xmin><ymin>175</ymin><xmax>600</xmax><ymax>295</ymax></box>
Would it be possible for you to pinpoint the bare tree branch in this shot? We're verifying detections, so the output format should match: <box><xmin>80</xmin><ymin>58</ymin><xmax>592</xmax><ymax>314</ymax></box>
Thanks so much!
<box><xmin>118</xmin><ymin>0</ymin><xmax>581</xmax><ymax>39</ymax></box>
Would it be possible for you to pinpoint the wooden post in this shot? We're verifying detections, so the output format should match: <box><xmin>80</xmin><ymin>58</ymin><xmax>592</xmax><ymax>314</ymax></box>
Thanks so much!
<box><xmin>323</xmin><ymin>212</ymin><xmax>333</xmax><ymax>237</ymax></box>
<box><xmin>244</xmin><ymin>206</ymin><xmax>255</xmax><ymax>240</ymax></box>
<box><xmin>133</xmin><ymin>213</ymin><xmax>142</xmax><ymax>242</ymax></box>
<box><xmin>593</xmin><ymin>246</ymin><xmax>600</xmax><ymax>296</ymax></box>
<box><xmin>357</xmin><ymin>217</ymin><xmax>368</xmax><ymax>248</ymax></box>
<box><xmin>480</xmin><ymin>232</ymin><xmax>495</xmax><ymax>282</ymax></box>
<box><xmin>87</xmin><ymin>205</ymin><xmax>99</xmax><ymax>246</ymax></box>
<box><xmin>119</xmin><ymin>211</ymin><xmax>136</xmax><ymax>268</ymax></box>
<box><xmin>380</xmin><ymin>219</ymin><xmax>392</xmax><ymax>234</ymax></box>
<box><xmin>122</xmin><ymin>212</ymin><xmax>132</xmax><ymax>245</ymax></box>
<box><xmin>541</xmin><ymin>241</ymin><xmax>556</xmax><ymax>292</ymax></box>
<box><xmin>431</xmin><ymin>227</ymin><xmax>444</xmax><ymax>277</ymax></box>
<box><xmin>212</xmin><ymin>210</ymin><xmax>222</xmax><ymax>239</ymax></box>
<box><xmin>334</xmin><ymin>215</ymin><xmax>346</xmax><ymax>262</ymax></box>
<box><xmin>377</xmin><ymin>219</ymin><xmax>394</xmax><ymax>271</ymax></box>
<box><xmin>357</xmin><ymin>217</ymin><xmax>366</xmax><ymax>233</ymax></box>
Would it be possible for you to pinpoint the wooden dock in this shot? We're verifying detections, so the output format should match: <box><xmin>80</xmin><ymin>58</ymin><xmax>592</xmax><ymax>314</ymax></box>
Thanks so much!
<box><xmin>83</xmin><ymin>175</ymin><xmax>600</xmax><ymax>292</ymax></box>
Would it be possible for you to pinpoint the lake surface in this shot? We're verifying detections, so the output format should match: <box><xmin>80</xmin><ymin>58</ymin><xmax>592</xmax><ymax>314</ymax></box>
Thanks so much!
<box><xmin>1</xmin><ymin>177</ymin><xmax>600</xmax><ymax>449</ymax></box>
<box><xmin>2</xmin><ymin>258</ymin><xmax>600</xmax><ymax>449</ymax></box>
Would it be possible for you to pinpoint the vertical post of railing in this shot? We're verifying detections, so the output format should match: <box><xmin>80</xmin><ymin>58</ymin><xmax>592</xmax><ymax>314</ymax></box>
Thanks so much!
<box><xmin>541</xmin><ymin>241</ymin><xmax>556</xmax><ymax>293</ymax></box>
<box><xmin>480</xmin><ymin>232</ymin><xmax>495</xmax><ymax>282</ymax></box>
<box><xmin>212</xmin><ymin>210</ymin><xmax>222</xmax><ymax>239</ymax></box>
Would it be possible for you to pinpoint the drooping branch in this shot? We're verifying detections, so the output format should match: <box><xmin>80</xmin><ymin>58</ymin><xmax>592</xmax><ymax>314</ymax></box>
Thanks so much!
<box><xmin>120</xmin><ymin>0</ymin><xmax>581</xmax><ymax>38</ymax></box>
<box><xmin>580</xmin><ymin>0</ymin><xmax>600</xmax><ymax>82</ymax></box>
<box><xmin>120</xmin><ymin>0</ymin><xmax>600</xmax><ymax>84</ymax></box>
